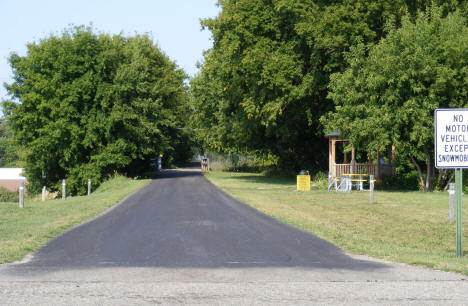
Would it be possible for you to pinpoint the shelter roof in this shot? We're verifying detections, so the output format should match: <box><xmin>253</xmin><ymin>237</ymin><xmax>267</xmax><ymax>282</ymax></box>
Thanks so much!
<box><xmin>324</xmin><ymin>131</ymin><xmax>340</xmax><ymax>138</ymax></box>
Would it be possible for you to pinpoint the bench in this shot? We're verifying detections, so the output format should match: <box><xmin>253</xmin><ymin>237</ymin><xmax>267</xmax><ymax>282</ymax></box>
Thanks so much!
<box><xmin>328</xmin><ymin>174</ymin><xmax>371</xmax><ymax>192</ymax></box>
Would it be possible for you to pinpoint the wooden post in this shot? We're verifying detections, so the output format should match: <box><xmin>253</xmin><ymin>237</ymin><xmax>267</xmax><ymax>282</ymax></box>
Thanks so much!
<box><xmin>62</xmin><ymin>179</ymin><xmax>66</xmax><ymax>199</ymax></box>
<box><xmin>329</xmin><ymin>139</ymin><xmax>332</xmax><ymax>176</ymax></box>
<box><xmin>369</xmin><ymin>175</ymin><xmax>374</xmax><ymax>204</ymax></box>
<box><xmin>88</xmin><ymin>179</ymin><xmax>91</xmax><ymax>196</ymax></box>
<box><xmin>350</xmin><ymin>148</ymin><xmax>356</xmax><ymax>173</ymax></box>
<box><xmin>19</xmin><ymin>181</ymin><xmax>24</xmax><ymax>208</ymax></box>
<box><xmin>330</xmin><ymin>138</ymin><xmax>337</xmax><ymax>177</ymax></box>
<box><xmin>42</xmin><ymin>186</ymin><xmax>46</xmax><ymax>202</ymax></box>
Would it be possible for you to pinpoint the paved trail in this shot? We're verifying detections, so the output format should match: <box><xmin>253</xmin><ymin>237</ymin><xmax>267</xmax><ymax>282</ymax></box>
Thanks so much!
<box><xmin>0</xmin><ymin>168</ymin><xmax>467</xmax><ymax>305</ymax></box>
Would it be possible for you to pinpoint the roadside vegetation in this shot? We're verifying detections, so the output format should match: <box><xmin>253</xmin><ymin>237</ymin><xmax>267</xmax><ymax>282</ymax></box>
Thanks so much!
<box><xmin>191</xmin><ymin>1</ymin><xmax>468</xmax><ymax>191</ymax></box>
<box><xmin>0</xmin><ymin>175</ymin><xmax>149</xmax><ymax>264</ymax></box>
<box><xmin>2</xmin><ymin>26</ymin><xmax>194</xmax><ymax>196</ymax></box>
<box><xmin>1</xmin><ymin>0</ymin><xmax>468</xmax><ymax>271</ymax></box>
<box><xmin>206</xmin><ymin>171</ymin><xmax>468</xmax><ymax>275</ymax></box>
<box><xmin>197</xmin><ymin>3</ymin><xmax>468</xmax><ymax>274</ymax></box>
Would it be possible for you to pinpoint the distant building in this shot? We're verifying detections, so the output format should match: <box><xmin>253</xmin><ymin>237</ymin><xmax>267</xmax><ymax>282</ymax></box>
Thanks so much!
<box><xmin>0</xmin><ymin>168</ymin><xmax>26</xmax><ymax>191</ymax></box>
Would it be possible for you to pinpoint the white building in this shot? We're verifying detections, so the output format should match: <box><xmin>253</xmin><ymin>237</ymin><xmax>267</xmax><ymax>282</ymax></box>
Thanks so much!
<box><xmin>0</xmin><ymin>168</ymin><xmax>26</xmax><ymax>191</ymax></box>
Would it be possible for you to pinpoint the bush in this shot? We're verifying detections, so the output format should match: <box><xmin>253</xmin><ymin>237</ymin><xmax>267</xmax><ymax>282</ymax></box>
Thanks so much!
<box><xmin>0</xmin><ymin>187</ymin><xmax>18</xmax><ymax>202</ymax></box>
<box><xmin>208</xmin><ymin>152</ymin><xmax>265</xmax><ymax>173</ymax></box>
<box><xmin>381</xmin><ymin>171</ymin><xmax>420</xmax><ymax>191</ymax></box>
<box><xmin>311</xmin><ymin>171</ymin><xmax>329</xmax><ymax>190</ymax></box>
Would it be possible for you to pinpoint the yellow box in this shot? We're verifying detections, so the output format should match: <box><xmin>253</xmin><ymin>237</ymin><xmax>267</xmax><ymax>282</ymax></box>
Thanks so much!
<box><xmin>297</xmin><ymin>175</ymin><xmax>311</xmax><ymax>191</ymax></box>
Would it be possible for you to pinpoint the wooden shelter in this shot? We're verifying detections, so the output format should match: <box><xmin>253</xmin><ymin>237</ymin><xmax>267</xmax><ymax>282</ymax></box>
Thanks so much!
<box><xmin>325</xmin><ymin>132</ymin><xmax>395</xmax><ymax>179</ymax></box>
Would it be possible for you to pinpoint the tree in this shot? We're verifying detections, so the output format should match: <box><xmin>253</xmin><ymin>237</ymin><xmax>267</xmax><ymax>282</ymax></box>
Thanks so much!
<box><xmin>323</xmin><ymin>6</ymin><xmax>468</xmax><ymax>191</ymax></box>
<box><xmin>0</xmin><ymin>118</ymin><xmax>23</xmax><ymax>167</ymax></box>
<box><xmin>190</xmin><ymin>0</ymin><xmax>445</xmax><ymax>171</ymax></box>
<box><xmin>3</xmin><ymin>26</ymin><xmax>189</xmax><ymax>194</ymax></box>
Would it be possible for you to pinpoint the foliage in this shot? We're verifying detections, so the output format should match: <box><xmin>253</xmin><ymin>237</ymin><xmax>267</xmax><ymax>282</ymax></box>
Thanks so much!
<box><xmin>0</xmin><ymin>187</ymin><xmax>19</xmax><ymax>203</ymax></box>
<box><xmin>0</xmin><ymin>118</ymin><xmax>23</xmax><ymax>167</ymax></box>
<box><xmin>207</xmin><ymin>151</ymin><xmax>268</xmax><ymax>172</ymax></box>
<box><xmin>3</xmin><ymin>26</ymin><xmax>190</xmax><ymax>195</ymax></box>
<box><xmin>191</xmin><ymin>0</ymin><xmax>461</xmax><ymax>172</ymax></box>
<box><xmin>381</xmin><ymin>171</ymin><xmax>420</xmax><ymax>191</ymax></box>
<box><xmin>310</xmin><ymin>171</ymin><xmax>329</xmax><ymax>190</ymax></box>
<box><xmin>323</xmin><ymin>6</ymin><xmax>468</xmax><ymax>191</ymax></box>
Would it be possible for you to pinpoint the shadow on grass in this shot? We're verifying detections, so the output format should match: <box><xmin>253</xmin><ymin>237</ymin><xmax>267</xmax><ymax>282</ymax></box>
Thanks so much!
<box><xmin>376</xmin><ymin>189</ymin><xmax>426</xmax><ymax>193</ymax></box>
<box><xmin>222</xmin><ymin>174</ymin><xmax>296</xmax><ymax>186</ymax></box>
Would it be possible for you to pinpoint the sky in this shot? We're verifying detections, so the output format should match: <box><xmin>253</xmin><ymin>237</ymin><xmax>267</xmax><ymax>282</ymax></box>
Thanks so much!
<box><xmin>0</xmin><ymin>0</ymin><xmax>220</xmax><ymax>101</ymax></box>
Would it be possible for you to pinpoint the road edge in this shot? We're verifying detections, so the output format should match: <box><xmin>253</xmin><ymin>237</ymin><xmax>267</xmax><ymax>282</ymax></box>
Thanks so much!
<box><xmin>6</xmin><ymin>180</ymin><xmax>153</xmax><ymax>266</ymax></box>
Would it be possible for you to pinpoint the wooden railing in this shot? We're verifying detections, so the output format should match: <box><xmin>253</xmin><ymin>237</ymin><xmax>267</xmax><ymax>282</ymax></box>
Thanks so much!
<box><xmin>334</xmin><ymin>163</ymin><xmax>393</xmax><ymax>179</ymax></box>
<box><xmin>355</xmin><ymin>164</ymin><xmax>377</xmax><ymax>176</ymax></box>
<box><xmin>335</xmin><ymin>164</ymin><xmax>350</xmax><ymax>177</ymax></box>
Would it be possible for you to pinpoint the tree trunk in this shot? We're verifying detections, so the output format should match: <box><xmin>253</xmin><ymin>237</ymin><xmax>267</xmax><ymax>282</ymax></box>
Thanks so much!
<box><xmin>443</xmin><ymin>171</ymin><xmax>455</xmax><ymax>191</ymax></box>
<box><xmin>408</xmin><ymin>152</ymin><xmax>427</xmax><ymax>191</ymax></box>
<box><xmin>425</xmin><ymin>152</ymin><xmax>434</xmax><ymax>191</ymax></box>
<box><xmin>437</xmin><ymin>169</ymin><xmax>446</xmax><ymax>187</ymax></box>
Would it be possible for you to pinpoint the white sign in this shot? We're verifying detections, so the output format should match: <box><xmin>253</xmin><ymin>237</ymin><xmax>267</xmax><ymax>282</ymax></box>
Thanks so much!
<box><xmin>435</xmin><ymin>109</ymin><xmax>468</xmax><ymax>168</ymax></box>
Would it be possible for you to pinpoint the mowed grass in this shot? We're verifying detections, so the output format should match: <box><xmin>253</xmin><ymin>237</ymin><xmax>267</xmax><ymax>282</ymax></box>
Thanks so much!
<box><xmin>0</xmin><ymin>176</ymin><xmax>149</xmax><ymax>264</ymax></box>
<box><xmin>205</xmin><ymin>171</ymin><xmax>468</xmax><ymax>275</ymax></box>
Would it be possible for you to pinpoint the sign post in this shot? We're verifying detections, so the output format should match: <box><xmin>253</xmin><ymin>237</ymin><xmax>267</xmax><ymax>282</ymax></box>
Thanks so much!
<box><xmin>456</xmin><ymin>168</ymin><xmax>463</xmax><ymax>257</ymax></box>
<box><xmin>449</xmin><ymin>182</ymin><xmax>455</xmax><ymax>223</ymax></box>
<box><xmin>435</xmin><ymin>109</ymin><xmax>468</xmax><ymax>257</ymax></box>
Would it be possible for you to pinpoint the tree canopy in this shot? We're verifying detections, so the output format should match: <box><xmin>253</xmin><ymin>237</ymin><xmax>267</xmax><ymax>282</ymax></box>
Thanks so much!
<box><xmin>323</xmin><ymin>6</ymin><xmax>468</xmax><ymax>190</ymax></box>
<box><xmin>4</xmin><ymin>1</ymin><xmax>468</xmax><ymax>193</ymax></box>
<box><xmin>3</xmin><ymin>26</ymin><xmax>190</xmax><ymax>194</ymax></box>
<box><xmin>190</xmin><ymin>0</ymin><xmax>455</xmax><ymax>171</ymax></box>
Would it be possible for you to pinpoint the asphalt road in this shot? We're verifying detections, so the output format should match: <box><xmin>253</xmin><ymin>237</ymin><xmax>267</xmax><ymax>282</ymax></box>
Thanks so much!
<box><xmin>1</xmin><ymin>167</ymin><xmax>468</xmax><ymax>305</ymax></box>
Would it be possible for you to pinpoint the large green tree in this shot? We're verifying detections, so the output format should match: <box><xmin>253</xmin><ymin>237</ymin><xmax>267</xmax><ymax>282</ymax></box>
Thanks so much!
<box><xmin>324</xmin><ymin>6</ymin><xmax>468</xmax><ymax>191</ymax></box>
<box><xmin>3</xmin><ymin>26</ymin><xmax>189</xmax><ymax>194</ymax></box>
<box><xmin>0</xmin><ymin>118</ymin><xmax>23</xmax><ymax>167</ymax></box>
<box><xmin>190</xmin><ymin>0</ymin><xmax>451</xmax><ymax>171</ymax></box>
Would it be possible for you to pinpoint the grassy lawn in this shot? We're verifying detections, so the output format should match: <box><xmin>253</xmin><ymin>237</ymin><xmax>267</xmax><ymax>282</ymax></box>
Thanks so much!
<box><xmin>205</xmin><ymin>171</ymin><xmax>468</xmax><ymax>275</ymax></box>
<box><xmin>0</xmin><ymin>176</ymin><xmax>149</xmax><ymax>264</ymax></box>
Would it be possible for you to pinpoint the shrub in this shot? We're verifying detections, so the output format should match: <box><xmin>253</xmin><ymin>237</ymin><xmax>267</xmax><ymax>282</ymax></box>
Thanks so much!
<box><xmin>381</xmin><ymin>171</ymin><xmax>420</xmax><ymax>191</ymax></box>
<box><xmin>0</xmin><ymin>187</ymin><xmax>18</xmax><ymax>203</ymax></box>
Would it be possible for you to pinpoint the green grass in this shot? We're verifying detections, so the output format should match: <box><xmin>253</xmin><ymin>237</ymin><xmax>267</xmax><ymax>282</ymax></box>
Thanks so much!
<box><xmin>205</xmin><ymin>171</ymin><xmax>468</xmax><ymax>275</ymax></box>
<box><xmin>0</xmin><ymin>176</ymin><xmax>149</xmax><ymax>264</ymax></box>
